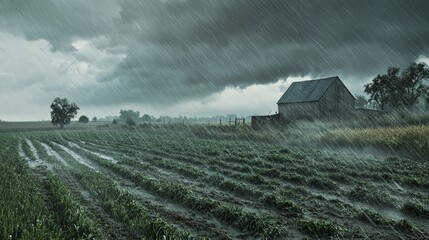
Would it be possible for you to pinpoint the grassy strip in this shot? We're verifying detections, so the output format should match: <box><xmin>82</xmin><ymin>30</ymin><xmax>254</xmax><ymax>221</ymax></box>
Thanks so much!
<box><xmin>41</xmin><ymin>139</ymin><xmax>192</xmax><ymax>239</ymax></box>
<box><xmin>21</xmin><ymin>138</ymin><xmax>37</xmax><ymax>161</ymax></box>
<box><xmin>31</xmin><ymin>139</ymin><xmax>103</xmax><ymax>239</ymax></box>
<box><xmin>297</xmin><ymin>220</ymin><xmax>344</xmax><ymax>238</ymax></box>
<box><xmin>0</xmin><ymin>135</ymin><xmax>63</xmax><ymax>239</ymax></box>
<box><xmin>47</xmin><ymin>174</ymin><xmax>103</xmax><ymax>239</ymax></box>
<box><xmin>321</xmin><ymin>125</ymin><xmax>429</xmax><ymax>153</ymax></box>
<box><xmin>31</xmin><ymin>140</ymin><xmax>61</xmax><ymax>165</ymax></box>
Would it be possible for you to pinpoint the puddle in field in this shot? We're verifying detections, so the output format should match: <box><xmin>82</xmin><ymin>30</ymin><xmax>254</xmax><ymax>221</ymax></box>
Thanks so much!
<box><xmin>40</xmin><ymin>142</ymin><xmax>70</xmax><ymax>167</ymax></box>
<box><xmin>51</xmin><ymin>142</ymin><xmax>95</xmax><ymax>170</ymax></box>
<box><xmin>25</xmin><ymin>139</ymin><xmax>40</xmax><ymax>159</ymax></box>
<box><xmin>51</xmin><ymin>142</ymin><xmax>96</xmax><ymax>170</ymax></box>
<box><xmin>20</xmin><ymin>139</ymin><xmax>52</xmax><ymax>170</ymax></box>
<box><xmin>68</xmin><ymin>141</ymin><xmax>118</xmax><ymax>164</ymax></box>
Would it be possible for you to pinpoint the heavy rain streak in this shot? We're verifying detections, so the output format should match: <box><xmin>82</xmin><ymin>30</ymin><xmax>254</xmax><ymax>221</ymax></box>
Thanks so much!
<box><xmin>0</xmin><ymin>1</ymin><xmax>428</xmax><ymax>239</ymax></box>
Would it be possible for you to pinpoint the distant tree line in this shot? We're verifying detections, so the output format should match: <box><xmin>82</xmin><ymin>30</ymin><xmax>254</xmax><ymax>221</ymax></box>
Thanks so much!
<box><xmin>112</xmin><ymin>109</ymin><xmax>250</xmax><ymax>126</ymax></box>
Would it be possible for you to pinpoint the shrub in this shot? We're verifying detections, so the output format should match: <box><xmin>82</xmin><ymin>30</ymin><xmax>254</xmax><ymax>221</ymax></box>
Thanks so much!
<box><xmin>78</xmin><ymin>115</ymin><xmax>89</xmax><ymax>123</ymax></box>
<box><xmin>126</xmin><ymin>117</ymin><xmax>136</xmax><ymax>126</ymax></box>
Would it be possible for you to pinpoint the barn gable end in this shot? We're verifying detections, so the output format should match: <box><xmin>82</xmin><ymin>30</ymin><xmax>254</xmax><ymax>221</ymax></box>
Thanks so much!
<box><xmin>277</xmin><ymin>77</ymin><xmax>355</xmax><ymax>120</ymax></box>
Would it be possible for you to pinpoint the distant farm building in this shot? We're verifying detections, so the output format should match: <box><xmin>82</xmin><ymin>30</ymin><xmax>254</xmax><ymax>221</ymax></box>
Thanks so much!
<box><xmin>277</xmin><ymin>76</ymin><xmax>355</xmax><ymax>120</ymax></box>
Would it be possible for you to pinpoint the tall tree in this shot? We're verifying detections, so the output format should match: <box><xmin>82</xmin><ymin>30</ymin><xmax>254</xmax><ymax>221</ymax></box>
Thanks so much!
<box><xmin>141</xmin><ymin>114</ymin><xmax>151</xmax><ymax>122</ymax></box>
<box><xmin>50</xmin><ymin>98</ymin><xmax>79</xmax><ymax>128</ymax></box>
<box><xmin>399</xmin><ymin>62</ymin><xmax>429</xmax><ymax>107</ymax></box>
<box><xmin>119</xmin><ymin>109</ymin><xmax>140</xmax><ymax>123</ymax></box>
<box><xmin>364</xmin><ymin>62</ymin><xmax>429</xmax><ymax>110</ymax></box>
<box><xmin>354</xmin><ymin>95</ymin><xmax>368</xmax><ymax>109</ymax></box>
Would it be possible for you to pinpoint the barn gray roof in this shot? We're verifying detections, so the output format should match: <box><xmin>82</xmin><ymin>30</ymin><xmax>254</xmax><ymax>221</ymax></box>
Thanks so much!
<box><xmin>277</xmin><ymin>76</ymin><xmax>341</xmax><ymax>104</ymax></box>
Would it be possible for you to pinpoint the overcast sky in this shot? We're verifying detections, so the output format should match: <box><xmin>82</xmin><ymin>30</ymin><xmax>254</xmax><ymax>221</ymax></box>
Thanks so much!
<box><xmin>0</xmin><ymin>0</ymin><xmax>428</xmax><ymax>121</ymax></box>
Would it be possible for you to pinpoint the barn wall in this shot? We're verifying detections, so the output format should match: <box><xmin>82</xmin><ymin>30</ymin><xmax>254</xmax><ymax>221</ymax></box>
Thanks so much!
<box><xmin>251</xmin><ymin>114</ymin><xmax>286</xmax><ymax>129</ymax></box>
<box><xmin>278</xmin><ymin>102</ymin><xmax>319</xmax><ymax>120</ymax></box>
<box><xmin>318</xmin><ymin>79</ymin><xmax>355</xmax><ymax>118</ymax></box>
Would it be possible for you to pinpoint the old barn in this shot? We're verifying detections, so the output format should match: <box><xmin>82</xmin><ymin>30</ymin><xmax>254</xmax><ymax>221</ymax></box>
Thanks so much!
<box><xmin>277</xmin><ymin>76</ymin><xmax>355</xmax><ymax>120</ymax></box>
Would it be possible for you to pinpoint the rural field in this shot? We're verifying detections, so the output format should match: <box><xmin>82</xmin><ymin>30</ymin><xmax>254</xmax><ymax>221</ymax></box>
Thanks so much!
<box><xmin>1</xmin><ymin>123</ymin><xmax>428</xmax><ymax>239</ymax></box>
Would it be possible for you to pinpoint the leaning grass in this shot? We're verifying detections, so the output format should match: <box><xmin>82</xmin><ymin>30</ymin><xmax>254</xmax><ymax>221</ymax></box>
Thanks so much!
<box><xmin>321</xmin><ymin>125</ymin><xmax>429</xmax><ymax>153</ymax></box>
<box><xmin>0</xmin><ymin>135</ymin><xmax>64</xmax><ymax>239</ymax></box>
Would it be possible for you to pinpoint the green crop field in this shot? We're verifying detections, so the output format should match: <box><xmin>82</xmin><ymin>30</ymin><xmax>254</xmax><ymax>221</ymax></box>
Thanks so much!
<box><xmin>1</xmin><ymin>126</ymin><xmax>428</xmax><ymax>239</ymax></box>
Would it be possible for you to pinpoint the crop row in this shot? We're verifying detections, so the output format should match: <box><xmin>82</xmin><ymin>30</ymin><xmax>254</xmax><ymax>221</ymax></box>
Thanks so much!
<box><xmin>0</xmin><ymin>136</ymin><xmax>63</xmax><ymax>239</ymax></box>
<box><xmin>19</xmin><ymin>131</ymin><xmax>429</xmax><ymax>239</ymax></box>
<box><xmin>69</xmin><ymin>139</ymin><xmax>309</xmax><ymax>213</ymax></box>
<box><xmin>61</xmin><ymin>142</ymin><xmax>287</xmax><ymax>238</ymax></box>
<box><xmin>107</xmin><ymin>149</ymin><xmax>304</xmax><ymax>218</ymax></box>
<box><xmin>33</xmin><ymin>138</ymin><xmax>192</xmax><ymax>239</ymax></box>
<box><xmin>78</xmin><ymin>138</ymin><xmax>340</xmax><ymax>194</ymax></box>
<box><xmin>50</xmin><ymin>133</ymin><xmax>429</xmax><ymax>214</ymax></box>
<box><xmin>60</xmin><ymin>135</ymin><xmax>415</xmax><ymax>214</ymax></box>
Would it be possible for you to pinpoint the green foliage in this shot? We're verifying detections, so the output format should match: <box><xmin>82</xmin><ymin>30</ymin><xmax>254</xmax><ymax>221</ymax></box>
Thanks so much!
<box><xmin>348</xmin><ymin>185</ymin><xmax>395</xmax><ymax>207</ymax></box>
<box><xmin>141</xmin><ymin>114</ymin><xmax>151</xmax><ymax>122</ymax></box>
<box><xmin>322</xmin><ymin>125</ymin><xmax>429</xmax><ymax>155</ymax></box>
<box><xmin>298</xmin><ymin>220</ymin><xmax>343</xmax><ymax>238</ymax></box>
<box><xmin>0</xmin><ymin>136</ymin><xmax>64</xmax><ymax>239</ymax></box>
<box><xmin>47</xmin><ymin>174</ymin><xmax>102</xmax><ymax>239</ymax></box>
<box><xmin>307</xmin><ymin>177</ymin><xmax>338</xmax><ymax>191</ymax></box>
<box><xmin>125</xmin><ymin>117</ymin><xmax>136</xmax><ymax>126</ymax></box>
<box><xmin>364</xmin><ymin>62</ymin><xmax>429</xmax><ymax>110</ymax></box>
<box><xmin>355</xmin><ymin>95</ymin><xmax>368</xmax><ymax>108</ymax></box>
<box><xmin>78</xmin><ymin>115</ymin><xmax>89</xmax><ymax>123</ymax></box>
<box><xmin>7</xmin><ymin>130</ymin><xmax>429</xmax><ymax>239</ymax></box>
<box><xmin>119</xmin><ymin>109</ymin><xmax>140</xmax><ymax>123</ymax></box>
<box><xmin>401</xmin><ymin>201</ymin><xmax>429</xmax><ymax>219</ymax></box>
<box><xmin>355</xmin><ymin>209</ymin><xmax>388</xmax><ymax>225</ymax></box>
<box><xmin>50</xmin><ymin>97</ymin><xmax>79</xmax><ymax>128</ymax></box>
<box><xmin>21</xmin><ymin>139</ymin><xmax>36</xmax><ymax>161</ymax></box>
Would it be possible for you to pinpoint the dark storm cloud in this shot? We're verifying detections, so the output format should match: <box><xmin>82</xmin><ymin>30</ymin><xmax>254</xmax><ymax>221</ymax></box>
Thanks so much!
<box><xmin>107</xmin><ymin>0</ymin><xmax>429</xmax><ymax>104</ymax></box>
<box><xmin>0</xmin><ymin>0</ymin><xmax>120</xmax><ymax>51</ymax></box>
<box><xmin>1</xmin><ymin>0</ymin><xmax>428</xmax><ymax>105</ymax></box>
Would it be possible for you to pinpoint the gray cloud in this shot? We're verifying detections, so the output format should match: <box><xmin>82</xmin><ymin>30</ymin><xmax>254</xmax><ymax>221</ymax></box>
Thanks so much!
<box><xmin>108</xmin><ymin>0</ymin><xmax>429</xmax><ymax>104</ymax></box>
<box><xmin>1</xmin><ymin>0</ymin><xmax>428</xmax><ymax>107</ymax></box>
<box><xmin>0</xmin><ymin>0</ymin><xmax>120</xmax><ymax>51</ymax></box>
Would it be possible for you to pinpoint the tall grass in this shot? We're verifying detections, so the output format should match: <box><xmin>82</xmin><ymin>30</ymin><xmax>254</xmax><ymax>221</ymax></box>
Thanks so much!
<box><xmin>321</xmin><ymin>125</ymin><xmax>429</xmax><ymax>153</ymax></box>
<box><xmin>0</xmin><ymin>135</ymin><xmax>63</xmax><ymax>239</ymax></box>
